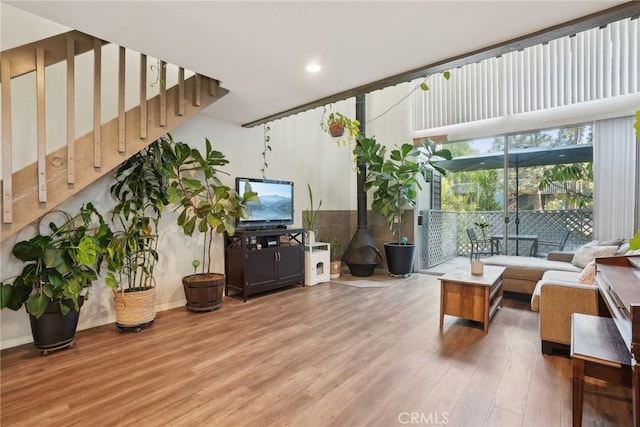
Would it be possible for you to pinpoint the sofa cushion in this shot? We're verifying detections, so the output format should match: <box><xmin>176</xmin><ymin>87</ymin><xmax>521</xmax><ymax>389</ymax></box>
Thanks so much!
<box><xmin>542</xmin><ymin>270</ymin><xmax>583</xmax><ymax>282</ymax></box>
<box><xmin>616</xmin><ymin>242</ymin><xmax>630</xmax><ymax>255</ymax></box>
<box><xmin>597</xmin><ymin>238</ymin><xmax>624</xmax><ymax>247</ymax></box>
<box><xmin>483</xmin><ymin>255</ymin><xmax>581</xmax><ymax>275</ymax></box>
<box><xmin>530</xmin><ymin>270</ymin><xmax>581</xmax><ymax>311</ymax></box>
<box><xmin>576</xmin><ymin>260</ymin><xmax>596</xmax><ymax>284</ymax></box>
<box><xmin>571</xmin><ymin>243</ymin><xmax>618</xmax><ymax>268</ymax></box>
<box><xmin>482</xmin><ymin>255</ymin><xmax>581</xmax><ymax>295</ymax></box>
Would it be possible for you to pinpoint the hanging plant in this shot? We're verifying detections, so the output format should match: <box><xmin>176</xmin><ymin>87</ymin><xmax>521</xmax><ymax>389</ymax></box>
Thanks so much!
<box><xmin>260</xmin><ymin>123</ymin><xmax>272</xmax><ymax>179</ymax></box>
<box><xmin>321</xmin><ymin>111</ymin><xmax>360</xmax><ymax>144</ymax></box>
<box><xmin>149</xmin><ymin>59</ymin><xmax>167</xmax><ymax>88</ymax></box>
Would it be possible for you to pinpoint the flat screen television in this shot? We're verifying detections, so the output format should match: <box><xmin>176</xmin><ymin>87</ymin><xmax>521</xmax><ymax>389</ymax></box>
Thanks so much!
<box><xmin>235</xmin><ymin>177</ymin><xmax>294</xmax><ymax>229</ymax></box>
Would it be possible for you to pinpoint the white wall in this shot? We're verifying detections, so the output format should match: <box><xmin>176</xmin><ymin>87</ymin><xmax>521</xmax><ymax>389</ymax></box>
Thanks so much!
<box><xmin>0</xmin><ymin>3</ymin><xmax>189</xmax><ymax>174</ymax></box>
<box><xmin>0</xmin><ymin>88</ymin><xmax>414</xmax><ymax>349</ymax></box>
<box><xmin>0</xmin><ymin>3</ymin><xmax>414</xmax><ymax>349</ymax></box>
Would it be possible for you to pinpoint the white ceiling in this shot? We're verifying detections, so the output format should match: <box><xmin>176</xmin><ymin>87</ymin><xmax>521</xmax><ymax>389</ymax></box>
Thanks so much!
<box><xmin>7</xmin><ymin>0</ymin><xmax>628</xmax><ymax>126</ymax></box>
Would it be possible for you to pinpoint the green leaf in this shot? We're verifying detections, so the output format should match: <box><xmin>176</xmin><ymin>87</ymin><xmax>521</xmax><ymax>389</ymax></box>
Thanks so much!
<box><xmin>42</xmin><ymin>284</ymin><xmax>54</xmax><ymax>298</ymax></box>
<box><xmin>420</xmin><ymin>82</ymin><xmax>429</xmax><ymax>91</ymax></box>
<box><xmin>26</xmin><ymin>293</ymin><xmax>51</xmax><ymax>318</ymax></box>
<box><xmin>0</xmin><ymin>284</ymin><xmax>14</xmax><ymax>309</ymax></box>
<box><xmin>12</xmin><ymin>240</ymin><xmax>43</xmax><ymax>262</ymax></box>
<box><xmin>76</xmin><ymin>237</ymin><xmax>98</xmax><ymax>266</ymax></box>
<box><xmin>443</xmin><ymin>70</ymin><xmax>451</xmax><ymax>80</ymax></box>
<box><xmin>629</xmin><ymin>230</ymin><xmax>640</xmax><ymax>250</ymax></box>
<box><xmin>182</xmin><ymin>177</ymin><xmax>203</xmax><ymax>190</ymax></box>
<box><xmin>43</xmin><ymin>247</ymin><xmax>65</xmax><ymax>268</ymax></box>
<box><xmin>59</xmin><ymin>302</ymin><xmax>70</xmax><ymax>315</ymax></box>
<box><xmin>105</xmin><ymin>273</ymin><xmax>118</xmax><ymax>289</ymax></box>
<box><xmin>432</xmin><ymin>149</ymin><xmax>453</xmax><ymax>160</ymax></box>
<box><xmin>8</xmin><ymin>282</ymin><xmax>31</xmax><ymax>311</ymax></box>
<box><xmin>66</xmin><ymin>280</ymin><xmax>81</xmax><ymax>296</ymax></box>
<box><xmin>55</xmin><ymin>254</ymin><xmax>73</xmax><ymax>276</ymax></box>
<box><xmin>183</xmin><ymin>217</ymin><xmax>196</xmax><ymax>236</ymax></box>
<box><xmin>177</xmin><ymin>209</ymin><xmax>187</xmax><ymax>226</ymax></box>
<box><xmin>166</xmin><ymin>186</ymin><xmax>182</xmax><ymax>204</ymax></box>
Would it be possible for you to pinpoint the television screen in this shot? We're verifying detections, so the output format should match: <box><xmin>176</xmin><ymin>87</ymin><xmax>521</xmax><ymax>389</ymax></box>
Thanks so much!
<box><xmin>236</xmin><ymin>177</ymin><xmax>294</xmax><ymax>229</ymax></box>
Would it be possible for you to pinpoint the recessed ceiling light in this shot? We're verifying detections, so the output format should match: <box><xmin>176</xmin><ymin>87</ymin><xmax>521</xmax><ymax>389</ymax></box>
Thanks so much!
<box><xmin>306</xmin><ymin>64</ymin><xmax>321</xmax><ymax>73</ymax></box>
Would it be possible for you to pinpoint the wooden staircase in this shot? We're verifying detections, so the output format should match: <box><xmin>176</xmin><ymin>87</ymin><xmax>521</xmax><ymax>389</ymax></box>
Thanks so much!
<box><xmin>0</xmin><ymin>30</ymin><xmax>228</xmax><ymax>242</ymax></box>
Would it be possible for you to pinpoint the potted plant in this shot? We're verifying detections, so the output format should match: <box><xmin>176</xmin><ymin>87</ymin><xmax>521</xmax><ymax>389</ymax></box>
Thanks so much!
<box><xmin>0</xmin><ymin>204</ymin><xmax>111</xmax><ymax>354</ymax></box>
<box><xmin>329</xmin><ymin>237</ymin><xmax>343</xmax><ymax>279</ymax></box>
<box><xmin>160</xmin><ymin>135</ymin><xmax>258</xmax><ymax>311</ymax></box>
<box><xmin>471</xmin><ymin>221</ymin><xmax>491</xmax><ymax>274</ymax></box>
<box><xmin>105</xmin><ymin>140</ymin><xmax>167</xmax><ymax>331</ymax></box>
<box><xmin>302</xmin><ymin>183</ymin><xmax>321</xmax><ymax>245</ymax></box>
<box><xmin>321</xmin><ymin>112</ymin><xmax>360</xmax><ymax>142</ymax></box>
<box><xmin>355</xmin><ymin>135</ymin><xmax>452</xmax><ymax>276</ymax></box>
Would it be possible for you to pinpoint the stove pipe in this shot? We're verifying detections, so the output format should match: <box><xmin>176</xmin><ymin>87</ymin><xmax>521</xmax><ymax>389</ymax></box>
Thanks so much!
<box><xmin>341</xmin><ymin>95</ymin><xmax>382</xmax><ymax>277</ymax></box>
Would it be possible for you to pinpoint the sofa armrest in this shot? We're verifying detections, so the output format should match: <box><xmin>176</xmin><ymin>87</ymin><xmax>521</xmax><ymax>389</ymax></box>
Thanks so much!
<box><xmin>547</xmin><ymin>251</ymin><xmax>574</xmax><ymax>262</ymax></box>
<box><xmin>539</xmin><ymin>283</ymin><xmax>599</xmax><ymax>346</ymax></box>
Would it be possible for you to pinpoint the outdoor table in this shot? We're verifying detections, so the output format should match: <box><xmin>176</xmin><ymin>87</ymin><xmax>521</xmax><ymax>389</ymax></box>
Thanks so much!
<box><xmin>490</xmin><ymin>234</ymin><xmax>539</xmax><ymax>256</ymax></box>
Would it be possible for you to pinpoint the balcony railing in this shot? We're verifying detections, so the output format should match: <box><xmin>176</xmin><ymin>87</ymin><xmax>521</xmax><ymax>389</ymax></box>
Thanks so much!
<box><xmin>420</xmin><ymin>209</ymin><xmax>593</xmax><ymax>268</ymax></box>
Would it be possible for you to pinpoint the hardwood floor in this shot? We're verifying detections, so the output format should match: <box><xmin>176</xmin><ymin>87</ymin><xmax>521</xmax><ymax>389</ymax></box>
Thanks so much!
<box><xmin>1</xmin><ymin>273</ymin><xmax>633</xmax><ymax>426</ymax></box>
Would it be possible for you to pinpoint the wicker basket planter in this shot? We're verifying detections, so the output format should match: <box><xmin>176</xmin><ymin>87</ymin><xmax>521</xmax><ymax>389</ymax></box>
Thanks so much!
<box><xmin>182</xmin><ymin>273</ymin><xmax>225</xmax><ymax>312</ymax></box>
<box><xmin>113</xmin><ymin>287</ymin><xmax>156</xmax><ymax>329</ymax></box>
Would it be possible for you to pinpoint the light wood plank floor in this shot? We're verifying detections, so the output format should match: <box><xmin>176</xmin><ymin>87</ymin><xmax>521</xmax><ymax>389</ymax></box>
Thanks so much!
<box><xmin>1</xmin><ymin>273</ymin><xmax>633</xmax><ymax>426</ymax></box>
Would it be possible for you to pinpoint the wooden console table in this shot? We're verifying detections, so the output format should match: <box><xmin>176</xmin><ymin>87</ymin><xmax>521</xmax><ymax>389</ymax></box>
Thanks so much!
<box><xmin>571</xmin><ymin>313</ymin><xmax>632</xmax><ymax>427</ymax></box>
<box><xmin>438</xmin><ymin>265</ymin><xmax>505</xmax><ymax>334</ymax></box>
<box><xmin>593</xmin><ymin>255</ymin><xmax>640</xmax><ymax>426</ymax></box>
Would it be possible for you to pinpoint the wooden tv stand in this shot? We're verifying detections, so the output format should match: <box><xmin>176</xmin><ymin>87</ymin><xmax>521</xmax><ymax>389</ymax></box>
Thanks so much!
<box><xmin>224</xmin><ymin>228</ymin><xmax>304</xmax><ymax>301</ymax></box>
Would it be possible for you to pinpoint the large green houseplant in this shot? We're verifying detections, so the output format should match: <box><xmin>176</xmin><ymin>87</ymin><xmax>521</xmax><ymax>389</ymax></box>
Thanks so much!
<box><xmin>105</xmin><ymin>140</ymin><xmax>167</xmax><ymax>331</ymax></box>
<box><xmin>0</xmin><ymin>204</ymin><xmax>111</xmax><ymax>353</ymax></box>
<box><xmin>355</xmin><ymin>135</ymin><xmax>452</xmax><ymax>276</ymax></box>
<box><xmin>160</xmin><ymin>135</ymin><xmax>258</xmax><ymax>311</ymax></box>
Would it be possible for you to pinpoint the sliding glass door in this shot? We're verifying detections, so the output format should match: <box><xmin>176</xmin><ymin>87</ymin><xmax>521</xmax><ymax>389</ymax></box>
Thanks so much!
<box><xmin>418</xmin><ymin>123</ymin><xmax>593</xmax><ymax>268</ymax></box>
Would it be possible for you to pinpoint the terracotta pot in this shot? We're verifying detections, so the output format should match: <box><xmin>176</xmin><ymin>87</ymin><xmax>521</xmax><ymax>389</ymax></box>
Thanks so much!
<box><xmin>329</xmin><ymin>122</ymin><xmax>345</xmax><ymax>137</ymax></box>
<box><xmin>330</xmin><ymin>260</ymin><xmax>342</xmax><ymax>279</ymax></box>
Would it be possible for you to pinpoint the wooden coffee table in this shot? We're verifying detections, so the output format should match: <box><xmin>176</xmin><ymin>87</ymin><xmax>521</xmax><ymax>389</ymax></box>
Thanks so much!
<box><xmin>438</xmin><ymin>265</ymin><xmax>505</xmax><ymax>334</ymax></box>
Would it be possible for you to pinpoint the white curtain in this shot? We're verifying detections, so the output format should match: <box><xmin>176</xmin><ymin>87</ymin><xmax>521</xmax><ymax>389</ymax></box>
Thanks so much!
<box><xmin>593</xmin><ymin>116</ymin><xmax>639</xmax><ymax>240</ymax></box>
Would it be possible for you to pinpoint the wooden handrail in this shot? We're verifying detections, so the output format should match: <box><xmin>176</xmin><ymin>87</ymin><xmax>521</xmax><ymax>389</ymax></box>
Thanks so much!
<box><xmin>0</xmin><ymin>29</ymin><xmax>228</xmax><ymax>240</ymax></box>
<box><xmin>0</xmin><ymin>76</ymin><xmax>228</xmax><ymax>242</ymax></box>
<box><xmin>0</xmin><ymin>30</ymin><xmax>108</xmax><ymax>83</ymax></box>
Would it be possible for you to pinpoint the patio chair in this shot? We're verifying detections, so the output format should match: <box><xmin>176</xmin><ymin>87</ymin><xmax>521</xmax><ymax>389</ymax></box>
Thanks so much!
<box><xmin>466</xmin><ymin>228</ymin><xmax>493</xmax><ymax>261</ymax></box>
<box><xmin>536</xmin><ymin>230</ymin><xmax>571</xmax><ymax>258</ymax></box>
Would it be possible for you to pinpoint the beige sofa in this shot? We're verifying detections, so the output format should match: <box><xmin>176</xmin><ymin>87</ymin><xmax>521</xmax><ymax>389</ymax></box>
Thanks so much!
<box><xmin>481</xmin><ymin>252</ymin><xmax>581</xmax><ymax>295</ymax></box>
<box><xmin>482</xmin><ymin>240</ymin><xmax>631</xmax><ymax>355</ymax></box>
<box><xmin>533</xmin><ymin>269</ymin><xmax>600</xmax><ymax>354</ymax></box>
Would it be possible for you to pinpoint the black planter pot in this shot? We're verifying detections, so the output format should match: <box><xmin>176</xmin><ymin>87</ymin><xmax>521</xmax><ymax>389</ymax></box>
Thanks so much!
<box><xmin>384</xmin><ymin>243</ymin><xmax>416</xmax><ymax>276</ymax></box>
<box><xmin>29</xmin><ymin>297</ymin><xmax>84</xmax><ymax>351</ymax></box>
<box><xmin>182</xmin><ymin>273</ymin><xmax>225</xmax><ymax>312</ymax></box>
